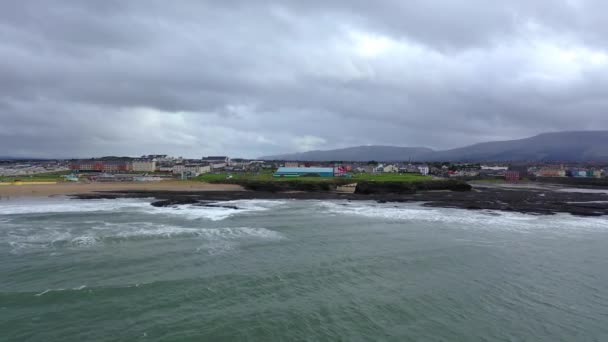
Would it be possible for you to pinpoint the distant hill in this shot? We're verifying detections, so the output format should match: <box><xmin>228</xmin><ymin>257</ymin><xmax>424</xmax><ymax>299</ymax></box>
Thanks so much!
<box><xmin>260</xmin><ymin>131</ymin><xmax>608</xmax><ymax>162</ymax></box>
<box><xmin>261</xmin><ymin>146</ymin><xmax>433</xmax><ymax>162</ymax></box>
<box><xmin>429</xmin><ymin>131</ymin><xmax>608</xmax><ymax>162</ymax></box>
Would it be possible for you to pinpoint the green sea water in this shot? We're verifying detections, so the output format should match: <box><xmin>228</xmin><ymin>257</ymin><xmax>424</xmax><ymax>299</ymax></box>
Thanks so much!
<box><xmin>1</xmin><ymin>197</ymin><xmax>607</xmax><ymax>341</ymax></box>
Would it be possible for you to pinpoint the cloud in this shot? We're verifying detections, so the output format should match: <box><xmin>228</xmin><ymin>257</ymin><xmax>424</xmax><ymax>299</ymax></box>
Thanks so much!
<box><xmin>1</xmin><ymin>0</ymin><xmax>608</xmax><ymax>158</ymax></box>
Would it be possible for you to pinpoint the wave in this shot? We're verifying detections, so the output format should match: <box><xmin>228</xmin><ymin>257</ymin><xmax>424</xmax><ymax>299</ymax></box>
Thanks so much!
<box><xmin>145</xmin><ymin>199</ymin><xmax>287</xmax><ymax>221</ymax></box>
<box><xmin>35</xmin><ymin>285</ymin><xmax>87</xmax><ymax>296</ymax></box>
<box><xmin>318</xmin><ymin>201</ymin><xmax>608</xmax><ymax>233</ymax></box>
<box><xmin>0</xmin><ymin>198</ymin><xmax>152</xmax><ymax>215</ymax></box>
<box><xmin>4</xmin><ymin>223</ymin><xmax>283</xmax><ymax>253</ymax></box>
<box><xmin>0</xmin><ymin>198</ymin><xmax>287</xmax><ymax>221</ymax></box>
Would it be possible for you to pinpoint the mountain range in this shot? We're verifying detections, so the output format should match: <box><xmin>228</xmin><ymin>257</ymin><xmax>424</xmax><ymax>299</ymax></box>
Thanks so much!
<box><xmin>260</xmin><ymin>131</ymin><xmax>608</xmax><ymax>162</ymax></box>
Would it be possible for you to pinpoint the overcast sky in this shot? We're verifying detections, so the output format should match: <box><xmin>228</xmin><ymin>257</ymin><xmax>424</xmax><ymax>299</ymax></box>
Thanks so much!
<box><xmin>2</xmin><ymin>0</ymin><xmax>608</xmax><ymax>158</ymax></box>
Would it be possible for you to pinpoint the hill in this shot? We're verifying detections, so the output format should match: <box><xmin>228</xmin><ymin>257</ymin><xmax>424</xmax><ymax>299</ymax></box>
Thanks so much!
<box><xmin>260</xmin><ymin>131</ymin><xmax>608</xmax><ymax>162</ymax></box>
<box><xmin>262</xmin><ymin>146</ymin><xmax>433</xmax><ymax>162</ymax></box>
<box><xmin>430</xmin><ymin>131</ymin><xmax>608</xmax><ymax>162</ymax></box>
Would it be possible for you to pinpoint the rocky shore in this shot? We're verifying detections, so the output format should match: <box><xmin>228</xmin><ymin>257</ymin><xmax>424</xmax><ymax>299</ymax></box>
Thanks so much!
<box><xmin>71</xmin><ymin>183</ymin><xmax>608</xmax><ymax>217</ymax></box>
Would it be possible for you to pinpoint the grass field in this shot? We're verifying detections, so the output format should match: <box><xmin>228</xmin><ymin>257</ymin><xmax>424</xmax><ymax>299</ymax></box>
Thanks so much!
<box><xmin>0</xmin><ymin>175</ymin><xmax>67</xmax><ymax>183</ymax></box>
<box><xmin>0</xmin><ymin>170</ymin><xmax>73</xmax><ymax>183</ymax></box>
<box><xmin>196</xmin><ymin>172</ymin><xmax>432</xmax><ymax>183</ymax></box>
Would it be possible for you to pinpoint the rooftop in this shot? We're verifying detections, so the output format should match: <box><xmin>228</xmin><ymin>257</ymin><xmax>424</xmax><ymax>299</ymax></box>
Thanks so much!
<box><xmin>275</xmin><ymin>167</ymin><xmax>334</xmax><ymax>173</ymax></box>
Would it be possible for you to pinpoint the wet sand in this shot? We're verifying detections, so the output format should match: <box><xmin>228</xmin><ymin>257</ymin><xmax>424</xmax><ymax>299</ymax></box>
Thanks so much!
<box><xmin>0</xmin><ymin>181</ymin><xmax>243</xmax><ymax>198</ymax></box>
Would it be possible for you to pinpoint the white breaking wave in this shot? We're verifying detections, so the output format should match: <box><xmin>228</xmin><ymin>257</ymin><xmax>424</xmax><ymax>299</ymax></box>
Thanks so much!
<box><xmin>4</xmin><ymin>221</ymin><xmax>283</xmax><ymax>253</ymax></box>
<box><xmin>34</xmin><ymin>285</ymin><xmax>87</xmax><ymax>296</ymax></box>
<box><xmin>318</xmin><ymin>201</ymin><xmax>608</xmax><ymax>234</ymax></box>
<box><xmin>0</xmin><ymin>198</ymin><xmax>152</xmax><ymax>215</ymax></box>
<box><xmin>142</xmin><ymin>199</ymin><xmax>287</xmax><ymax>221</ymax></box>
<box><xmin>0</xmin><ymin>198</ymin><xmax>287</xmax><ymax>221</ymax></box>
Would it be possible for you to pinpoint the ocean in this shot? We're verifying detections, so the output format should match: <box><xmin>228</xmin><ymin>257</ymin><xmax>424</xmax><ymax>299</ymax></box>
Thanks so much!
<box><xmin>1</xmin><ymin>197</ymin><xmax>607</xmax><ymax>341</ymax></box>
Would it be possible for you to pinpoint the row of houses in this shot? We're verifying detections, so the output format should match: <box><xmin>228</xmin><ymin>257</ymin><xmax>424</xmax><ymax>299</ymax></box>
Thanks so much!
<box><xmin>535</xmin><ymin>167</ymin><xmax>606</xmax><ymax>178</ymax></box>
<box><xmin>275</xmin><ymin>163</ymin><xmax>431</xmax><ymax>177</ymax></box>
<box><xmin>70</xmin><ymin>156</ymin><xmax>269</xmax><ymax>177</ymax></box>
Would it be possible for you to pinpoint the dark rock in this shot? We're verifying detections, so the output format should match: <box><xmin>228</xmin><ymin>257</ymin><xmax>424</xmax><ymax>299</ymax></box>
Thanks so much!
<box><xmin>71</xmin><ymin>183</ymin><xmax>608</xmax><ymax>217</ymax></box>
<box><xmin>197</xmin><ymin>204</ymin><xmax>240</xmax><ymax>210</ymax></box>
<box><xmin>151</xmin><ymin>198</ymin><xmax>199</xmax><ymax>207</ymax></box>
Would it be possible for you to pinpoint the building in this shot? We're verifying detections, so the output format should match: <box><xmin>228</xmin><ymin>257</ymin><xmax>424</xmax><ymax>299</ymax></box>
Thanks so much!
<box><xmin>102</xmin><ymin>161</ymin><xmax>132</xmax><ymax>172</ymax></box>
<box><xmin>274</xmin><ymin>167</ymin><xmax>334</xmax><ymax>177</ymax></box>
<box><xmin>481</xmin><ymin>165</ymin><xmax>509</xmax><ymax>171</ymax></box>
<box><xmin>284</xmin><ymin>161</ymin><xmax>300</xmax><ymax>167</ymax></box>
<box><xmin>403</xmin><ymin>164</ymin><xmax>420</xmax><ymax>173</ymax></box>
<box><xmin>356</xmin><ymin>165</ymin><xmax>375</xmax><ymax>173</ymax></box>
<box><xmin>505</xmin><ymin>171</ymin><xmax>520</xmax><ymax>182</ymax></box>
<box><xmin>593</xmin><ymin>170</ymin><xmax>603</xmax><ymax>178</ymax></box>
<box><xmin>132</xmin><ymin>159</ymin><xmax>156</xmax><ymax>172</ymax></box>
<box><xmin>211</xmin><ymin>163</ymin><xmax>227</xmax><ymax>170</ymax></box>
<box><xmin>383</xmin><ymin>164</ymin><xmax>399</xmax><ymax>173</ymax></box>
<box><xmin>203</xmin><ymin>156</ymin><xmax>230</xmax><ymax>165</ymax></box>
<box><xmin>172</xmin><ymin>164</ymin><xmax>211</xmax><ymax>176</ymax></box>
<box><xmin>70</xmin><ymin>159</ymin><xmax>131</xmax><ymax>172</ymax></box>
<box><xmin>418</xmin><ymin>165</ymin><xmax>430</xmax><ymax>176</ymax></box>
<box><xmin>334</xmin><ymin>165</ymin><xmax>348</xmax><ymax>176</ymax></box>
<box><xmin>538</xmin><ymin>168</ymin><xmax>566</xmax><ymax>177</ymax></box>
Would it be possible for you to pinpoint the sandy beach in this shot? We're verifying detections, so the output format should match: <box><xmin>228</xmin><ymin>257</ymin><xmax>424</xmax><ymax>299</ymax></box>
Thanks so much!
<box><xmin>0</xmin><ymin>181</ymin><xmax>243</xmax><ymax>198</ymax></box>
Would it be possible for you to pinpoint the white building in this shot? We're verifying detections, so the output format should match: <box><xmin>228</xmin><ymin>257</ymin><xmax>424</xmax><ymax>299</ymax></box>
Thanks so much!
<box><xmin>210</xmin><ymin>163</ymin><xmax>227</xmax><ymax>170</ymax></box>
<box><xmin>172</xmin><ymin>164</ymin><xmax>211</xmax><ymax>176</ymax></box>
<box><xmin>418</xmin><ymin>165</ymin><xmax>430</xmax><ymax>176</ymax></box>
<box><xmin>481</xmin><ymin>165</ymin><xmax>508</xmax><ymax>171</ymax></box>
<box><xmin>383</xmin><ymin>164</ymin><xmax>399</xmax><ymax>173</ymax></box>
<box><xmin>132</xmin><ymin>159</ymin><xmax>156</xmax><ymax>173</ymax></box>
<box><xmin>203</xmin><ymin>156</ymin><xmax>231</xmax><ymax>165</ymax></box>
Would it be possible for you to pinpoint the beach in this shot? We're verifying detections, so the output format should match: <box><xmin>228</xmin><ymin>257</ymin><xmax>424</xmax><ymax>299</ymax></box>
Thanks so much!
<box><xmin>0</xmin><ymin>181</ymin><xmax>243</xmax><ymax>198</ymax></box>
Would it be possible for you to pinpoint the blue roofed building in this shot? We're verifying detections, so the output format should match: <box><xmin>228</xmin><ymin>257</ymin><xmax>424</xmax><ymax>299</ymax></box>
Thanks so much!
<box><xmin>274</xmin><ymin>167</ymin><xmax>334</xmax><ymax>177</ymax></box>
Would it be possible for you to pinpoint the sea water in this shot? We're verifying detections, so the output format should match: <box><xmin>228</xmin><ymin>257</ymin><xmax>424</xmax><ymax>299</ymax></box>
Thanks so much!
<box><xmin>1</xmin><ymin>197</ymin><xmax>607</xmax><ymax>341</ymax></box>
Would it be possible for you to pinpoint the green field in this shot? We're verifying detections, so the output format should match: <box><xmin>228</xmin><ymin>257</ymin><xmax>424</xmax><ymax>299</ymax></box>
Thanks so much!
<box><xmin>351</xmin><ymin>173</ymin><xmax>432</xmax><ymax>182</ymax></box>
<box><xmin>196</xmin><ymin>171</ymin><xmax>432</xmax><ymax>183</ymax></box>
<box><xmin>0</xmin><ymin>175</ymin><xmax>66</xmax><ymax>183</ymax></box>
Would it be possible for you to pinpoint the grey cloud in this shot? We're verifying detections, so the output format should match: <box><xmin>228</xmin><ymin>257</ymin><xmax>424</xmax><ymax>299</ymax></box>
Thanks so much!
<box><xmin>1</xmin><ymin>0</ymin><xmax>608</xmax><ymax>158</ymax></box>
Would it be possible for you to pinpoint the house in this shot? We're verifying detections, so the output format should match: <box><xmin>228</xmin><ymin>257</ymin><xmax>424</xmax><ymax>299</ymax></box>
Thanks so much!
<box><xmin>538</xmin><ymin>168</ymin><xmax>566</xmax><ymax>177</ymax></box>
<box><xmin>203</xmin><ymin>156</ymin><xmax>230</xmax><ymax>165</ymax></box>
<box><xmin>383</xmin><ymin>164</ymin><xmax>399</xmax><ymax>173</ymax></box>
<box><xmin>593</xmin><ymin>170</ymin><xmax>603</xmax><ymax>178</ymax></box>
<box><xmin>172</xmin><ymin>164</ymin><xmax>211</xmax><ymax>176</ymax></box>
<box><xmin>418</xmin><ymin>165</ymin><xmax>430</xmax><ymax>176</ymax></box>
<box><xmin>404</xmin><ymin>164</ymin><xmax>419</xmax><ymax>173</ymax></box>
<box><xmin>210</xmin><ymin>162</ymin><xmax>227</xmax><ymax>170</ymax></box>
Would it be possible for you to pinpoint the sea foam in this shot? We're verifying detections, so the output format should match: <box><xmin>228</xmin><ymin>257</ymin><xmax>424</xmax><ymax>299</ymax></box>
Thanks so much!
<box><xmin>318</xmin><ymin>201</ymin><xmax>608</xmax><ymax>234</ymax></box>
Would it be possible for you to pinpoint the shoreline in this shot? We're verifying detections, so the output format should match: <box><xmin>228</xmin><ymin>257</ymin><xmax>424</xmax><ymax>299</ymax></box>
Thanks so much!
<box><xmin>0</xmin><ymin>181</ymin><xmax>243</xmax><ymax>198</ymax></box>
<box><xmin>70</xmin><ymin>185</ymin><xmax>608</xmax><ymax>217</ymax></box>
<box><xmin>3</xmin><ymin>180</ymin><xmax>608</xmax><ymax>217</ymax></box>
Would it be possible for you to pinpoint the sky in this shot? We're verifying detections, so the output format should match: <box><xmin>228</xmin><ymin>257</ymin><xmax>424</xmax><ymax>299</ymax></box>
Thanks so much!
<box><xmin>2</xmin><ymin>0</ymin><xmax>608</xmax><ymax>158</ymax></box>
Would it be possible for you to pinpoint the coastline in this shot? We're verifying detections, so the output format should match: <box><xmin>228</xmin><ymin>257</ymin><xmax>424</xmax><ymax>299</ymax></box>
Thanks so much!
<box><xmin>3</xmin><ymin>180</ymin><xmax>608</xmax><ymax>217</ymax></box>
<box><xmin>70</xmin><ymin>183</ymin><xmax>608</xmax><ymax>217</ymax></box>
<box><xmin>0</xmin><ymin>181</ymin><xmax>243</xmax><ymax>198</ymax></box>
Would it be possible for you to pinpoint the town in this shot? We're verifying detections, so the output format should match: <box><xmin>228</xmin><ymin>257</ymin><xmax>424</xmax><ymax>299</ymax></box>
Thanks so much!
<box><xmin>1</xmin><ymin>155</ymin><xmax>608</xmax><ymax>184</ymax></box>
